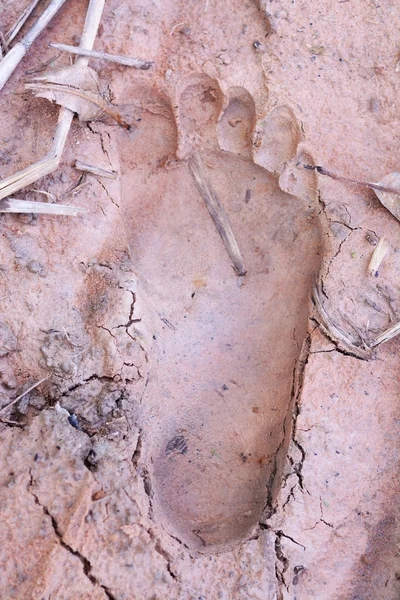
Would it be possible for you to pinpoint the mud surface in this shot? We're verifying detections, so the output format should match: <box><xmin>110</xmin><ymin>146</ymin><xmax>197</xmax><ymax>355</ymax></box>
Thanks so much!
<box><xmin>0</xmin><ymin>0</ymin><xmax>399</xmax><ymax>598</ymax></box>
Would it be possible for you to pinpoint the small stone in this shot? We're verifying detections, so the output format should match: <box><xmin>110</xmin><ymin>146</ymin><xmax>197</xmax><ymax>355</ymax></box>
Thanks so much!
<box><xmin>27</xmin><ymin>261</ymin><xmax>46</xmax><ymax>277</ymax></box>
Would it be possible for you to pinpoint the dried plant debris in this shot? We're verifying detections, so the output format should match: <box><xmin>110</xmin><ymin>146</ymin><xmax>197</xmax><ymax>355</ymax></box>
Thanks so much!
<box><xmin>0</xmin><ymin>0</ymin><xmax>105</xmax><ymax>201</ymax></box>
<box><xmin>5</xmin><ymin>0</ymin><xmax>42</xmax><ymax>45</ymax></box>
<box><xmin>26</xmin><ymin>64</ymin><xmax>131</xmax><ymax>128</ymax></box>
<box><xmin>0</xmin><ymin>0</ymin><xmax>68</xmax><ymax>91</ymax></box>
<box><xmin>49</xmin><ymin>43</ymin><xmax>154</xmax><ymax>70</ymax></box>
<box><xmin>305</xmin><ymin>165</ymin><xmax>400</xmax><ymax>199</ymax></box>
<box><xmin>0</xmin><ymin>198</ymin><xmax>87</xmax><ymax>216</ymax></box>
<box><xmin>312</xmin><ymin>286</ymin><xmax>372</xmax><ymax>359</ymax></box>
<box><xmin>74</xmin><ymin>160</ymin><xmax>118</xmax><ymax>179</ymax></box>
<box><xmin>25</xmin><ymin>53</ymin><xmax>61</xmax><ymax>75</ymax></box>
<box><xmin>0</xmin><ymin>376</ymin><xmax>49</xmax><ymax>416</ymax></box>
<box><xmin>27</xmin><ymin>65</ymin><xmax>104</xmax><ymax>121</ymax></box>
<box><xmin>189</xmin><ymin>153</ymin><xmax>247</xmax><ymax>277</ymax></box>
<box><xmin>368</xmin><ymin>237</ymin><xmax>389</xmax><ymax>276</ymax></box>
<box><xmin>373</xmin><ymin>172</ymin><xmax>400</xmax><ymax>221</ymax></box>
<box><xmin>371</xmin><ymin>320</ymin><xmax>400</xmax><ymax>348</ymax></box>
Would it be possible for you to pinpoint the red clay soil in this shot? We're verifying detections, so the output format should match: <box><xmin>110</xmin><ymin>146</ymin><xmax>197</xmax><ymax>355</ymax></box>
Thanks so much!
<box><xmin>0</xmin><ymin>0</ymin><xmax>399</xmax><ymax>599</ymax></box>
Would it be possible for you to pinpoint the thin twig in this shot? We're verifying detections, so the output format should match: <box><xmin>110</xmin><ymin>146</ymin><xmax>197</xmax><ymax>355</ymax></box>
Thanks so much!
<box><xmin>305</xmin><ymin>165</ymin><xmax>400</xmax><ymax>198</ymax></box>
<box><xmin>58</xmin><ymin>173</ymin><xmax>88</xmax><ymax>201</ymax></box>
<box><xmin>189</xmin><ymin>153</ymin><xmax>247</xmax><ymax>277</ymax></box>
<box><xmin>0</xmin><ymin>31</ymin><xmax>9</xmax><ymax>55</ymax></box>
<box><xmin>0</xmin><ymin>376</ymin><xmax>50</xmax><ymax>415</ymax></box>
<box><xmin>25</xmin><ymin>52</ymin><xmax>61</xmax><ymax>75</ymax></box>
<box><xmin>6</xmin><ymin>0</ymin><xmax>43</xmax><ymax>45</ymax></box>
<box><xmin>49</xmin><ymin>42</ymin><xmax>154</xmax><ymax>70</ymax></box>
<box><xmin>0</xmin><ymin>0</ymin><xmax>68</xmax><ymax>91</ymax></box>
<box><xmin>0</xmin><ymin>0</ymin><xmax>105</xmax><ymax>201</ymax></box>
<box><xmin>169</xmin><ymin>22</ymin><xmax>185</xmax><ymax>36</ymax></box>
<box><xmin>74</xmin><ymin>160</ymin><xmax>118</xmax><ymax>179</ymax></box>
<box><xmin>32</xmin><ymin>188</ymin><xmax>56</xmax><ymax>201</ymax></box>
<box><xmin>0</xmin><ymin>198</ymin><xmax>87</xmax><ymax>215</ymax></box>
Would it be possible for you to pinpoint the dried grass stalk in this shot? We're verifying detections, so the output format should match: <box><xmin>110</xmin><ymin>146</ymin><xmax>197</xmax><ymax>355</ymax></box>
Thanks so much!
<box><xmin>307</xmin><ymin>165</ymin><xmax>400</xmax><ymax>198</ymax></box>
<box><xmin>75</xmin><ymin>160</ymin><xmax>118</xmax><ymax>179</ymax></box>
<box><xmin>371</xmin><ymin>321</ymin><xmax>400</xmax><ymax>348</ymax></box>
<box><xmin>0</xmin><ymin>198</ymin><xmax>87</xmax><ymax>216</ymax></box>
<box><xmin>368</xmin><ymin>237</ymin><xmax>389</xmax><ymax>276</ymax></box>
<box><xmin>0</xmin><ymin>0</ymin><xmax>68</xmax><ymax>91</ymax></box>
<box><xmin>312</xmin><ymin>286</ymin><xmax>372</xmax><ymax>360</ymax></box>
<box><xmin>0</xmin><ymin>0</ymin><xmax>105</xmax><ymax>202</ymax></box>
<box><xmin>189</xmin><ymin>152</ymin><xmax>247</xmax><ymax>277</ymax></box>
<box><xmin>49</xmin><ymin>42</ymin><xmax>154</xmax><ymax>70</ymax></box>
<box><xmin>0</xmin><ymin>376</ymin><xmax>49</xmax><ymax>415</ymax></box>
<box><xmin>6</xmin><ymin>0</ymin><xmax>42</xmax><ymax>45</ymax></box>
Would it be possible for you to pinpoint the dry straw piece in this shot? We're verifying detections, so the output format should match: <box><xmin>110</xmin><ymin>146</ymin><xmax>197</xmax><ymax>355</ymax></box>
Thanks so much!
<box><xmin>370</xmin><ymin>320</ymin><xmax>400</xmax><ymax>348</ymax></box>
<box><xmin>0</xmin><ymin>0</ymin><xmax>68</xmax><ymax>91</ymax></box>
<box><xmin>0</xmin><ymin>198</ymin><xmax>87</xmax><ymax>216</ymax></box>
<box><xmin>74</xmin><ymin>160</ymin><xmax>118</xmax><ymax>179</ymax></box>
<box><xmin>368</xmin><ymin>237</ymin><xmax>389</xmax><ymax>276</ymax></box>
<box><xmin>49</xmin><ymin>42</ymin><xmax>154</xmax><ymax>70</ymax></box>
<box><xmin>0</xmin><ymin>376</ymin><xmax>50</xmax><ymax>415</ymax></box>
<box><xmin>0</xmin><ymin>0</ymin><xmax>105</xmax><ymax>206</ymax></box>
<box><xmin>5</xmin><ymin>0</ymin><xmax>42</xmax><ymax>45</ymax></box>
<box><xmin>189</xmin><ymin>152</ymin><xmax>247</xmax><ymax>277</ymax></box>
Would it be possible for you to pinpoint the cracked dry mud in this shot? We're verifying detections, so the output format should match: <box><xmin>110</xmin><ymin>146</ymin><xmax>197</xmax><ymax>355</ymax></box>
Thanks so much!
<box><xmin>1</xmin><ymin>0</ymin><xmax>400</xmax><ymax>599</ymax></box>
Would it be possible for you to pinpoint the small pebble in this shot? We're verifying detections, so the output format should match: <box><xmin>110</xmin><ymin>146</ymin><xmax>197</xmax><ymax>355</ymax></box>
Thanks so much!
<box><xmin>68</xmin><ymin>413</ymin><xmax>80</xmax><ymax>429</ymax></box>
<box><xmin>27</xmin><ymin>261</ymin><xmax>46</xmax><ymax>277</ymax></box>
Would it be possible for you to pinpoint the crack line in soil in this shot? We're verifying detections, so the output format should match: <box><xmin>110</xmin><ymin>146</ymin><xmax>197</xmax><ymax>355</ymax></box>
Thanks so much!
<box><xmin>309</xmin><ymin>317</ymin><xmax>369</xmax><ymax>360</ymax></box>
<box><xmin>27</xmin><ymin>470</ymin><xmax>117</xmax><ymax>600</ymax></box>
<box><xmin>96</xmin><ymin>177</ymin><xmax>120</xmax><ymax>208</ymax></box>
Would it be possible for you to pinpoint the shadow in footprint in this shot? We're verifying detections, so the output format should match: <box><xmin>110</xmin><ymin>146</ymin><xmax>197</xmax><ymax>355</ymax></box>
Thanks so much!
<box><xmin>217</xmin><ymin>86</ymin><xmax>256</xmax><ymax>158</ymax></box>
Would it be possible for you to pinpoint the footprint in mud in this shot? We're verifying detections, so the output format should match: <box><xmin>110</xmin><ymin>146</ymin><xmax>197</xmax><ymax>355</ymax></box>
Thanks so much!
<box><xmin>118</xmin><ymin>75</ymin><xmax>322</xmax><ymax>552</ymax></box>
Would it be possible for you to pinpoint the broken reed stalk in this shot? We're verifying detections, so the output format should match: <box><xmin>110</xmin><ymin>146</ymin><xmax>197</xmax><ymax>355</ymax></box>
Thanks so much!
<box><xmin>0</xmin><ymin>0</ymin><xmax>105</xmax><ymax>203</ymax></box>
<box><xmin>305</xmin><ymin>165</ymin><xmax>400</xmax><ymax>198</ymax></box>
<box><xmin>0</xmin><ymin>376</ymin><xmax>49</xmax><ymax>415</ymax></box>
<box><xmin>25</xmin><ymin>52</ymin><xmax>61</xmax><ymax>75</ymax></box>
<box><xmin>0</xmin><ymin>198</ymin><xmax>87</xmax><ymax>215</ymax></box>
<box><xmin>49</xmin><ymin>42</ymin><xmax>154</xmax><ymax>70</ymax></box>
<box><xmin>6</xmin><ymin>0</ymin><xmax>43</xmax><ymax>45</ymax></box>
<box><xmin>189</xmin><ymin>153</ymin><xmax>247</xmax><ymax>277</ymax></box>
<box><xmin>370</xmin><ymin>321</ymin><xmax>400</xmax><ymax>348</ymax></box>
<box><xmin>74</xmin><ymin>160</ymin><xmax>117</xmax><ymax>179</ymax></box>
<box><xmin>0</xmin><ymin>0</ymin><xmax>68</xmax><ymax>91</ymax></box>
